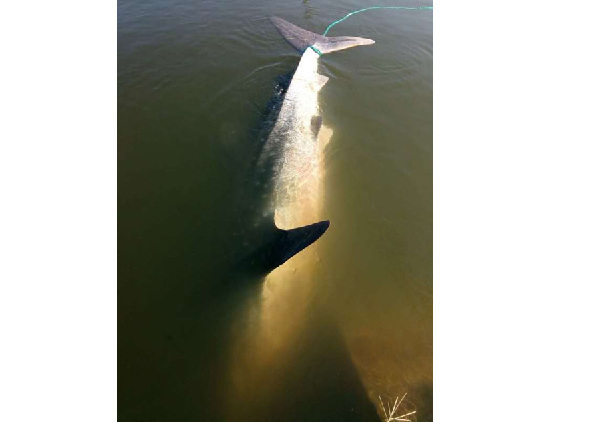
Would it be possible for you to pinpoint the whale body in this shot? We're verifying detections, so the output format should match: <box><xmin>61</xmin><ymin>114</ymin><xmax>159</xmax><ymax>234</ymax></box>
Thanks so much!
<box><xmin>251</xmin><ymin>17</ymin><xmax>374</xmax><ymax>272</ymax></box>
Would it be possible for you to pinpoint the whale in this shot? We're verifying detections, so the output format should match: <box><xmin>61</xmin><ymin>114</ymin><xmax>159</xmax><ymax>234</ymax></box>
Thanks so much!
<box><xmin>221</xmin><ymin>18</ymin><xmax>378</xmax><ymax>416</ymax></box>
<box><xmin>245</xmin><ymin>17</ymin><xmax>375</xmax><ymax>273</ymax></box>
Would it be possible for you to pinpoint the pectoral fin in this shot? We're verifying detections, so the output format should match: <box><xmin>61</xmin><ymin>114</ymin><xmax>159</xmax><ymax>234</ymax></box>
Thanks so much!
<box><xmin>233</xmin><ymin>218</ymin><xmax>330</xmax><ymax>277</ymax></box>
<box><xmin>268</xmin><ymin>220</ymin><xmax>330</xmax><ymax>269</ymax></box>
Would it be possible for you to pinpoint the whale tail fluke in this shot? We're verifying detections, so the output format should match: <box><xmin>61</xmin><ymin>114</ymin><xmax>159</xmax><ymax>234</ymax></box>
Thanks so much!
<box><xmin>269</xmin><ymin>16</ymin><xmax>374</xmax><ymax>54</ymax></box>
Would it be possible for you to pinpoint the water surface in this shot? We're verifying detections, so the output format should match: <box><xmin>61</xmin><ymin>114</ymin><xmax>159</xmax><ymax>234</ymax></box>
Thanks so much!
<box><xmin>118</xmin><ymin>0</ymin><xmax>432</xmax><ymax>420</ymax></box>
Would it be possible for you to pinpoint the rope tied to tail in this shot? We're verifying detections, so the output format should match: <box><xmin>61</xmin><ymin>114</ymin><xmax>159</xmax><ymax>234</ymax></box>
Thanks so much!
<box><xmin>308</xmin><ymin>5</ymin><xmax>433</xmax><ymax>55</ymax></box>
<box><xmin>309</xmin><ymin>45</ymin><xmax>323</xmax><ymax>56</ymax></box>
<box><xmin>322</xmin><ymin>6</ymin><xmax>434</xmax><ymax>37</ymax></box>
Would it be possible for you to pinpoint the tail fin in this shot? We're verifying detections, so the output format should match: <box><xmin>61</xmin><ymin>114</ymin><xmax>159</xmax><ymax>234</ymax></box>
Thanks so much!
<box><xmin>270</xmin><ymin>16</ymin><xmax>374</xmax><ymax>54</ymax></box>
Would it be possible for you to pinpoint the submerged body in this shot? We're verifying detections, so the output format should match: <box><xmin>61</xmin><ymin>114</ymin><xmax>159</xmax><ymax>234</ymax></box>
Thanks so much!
<box><xmin>228</xmin><ymin>47</ymin><xmax>335</xmax><ymax>419</ymax></box>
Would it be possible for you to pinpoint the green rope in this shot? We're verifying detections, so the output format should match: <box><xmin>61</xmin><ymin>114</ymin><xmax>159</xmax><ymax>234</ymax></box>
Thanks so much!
<box><xmin>308</xmin><ymin>5</ymin><xmax>433</xmax><ymax>56</ymax></box>
<box><xmin>309</xmin><ymin>45</ymin><xmax>323</xmax><ymax>56</ymax></box>
<box><xmin>322</xmin><ymin>6</ymin><xmax>433</xmax><ymax>36</ymax></box>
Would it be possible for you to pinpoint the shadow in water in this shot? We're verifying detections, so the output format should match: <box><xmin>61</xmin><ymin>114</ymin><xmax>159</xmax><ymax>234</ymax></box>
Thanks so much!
<box><xmin>415</xmin><ymin>383</ymin><xmax>433</xmax><ymax>422</ymax></box>
<box><xmin>228</xmin><ymin>306</ymin><xmax>381</xmax><ymax>422</ymax></box>
<box><xmin>119</xmin><ymin>270</ymin><xmax>382</xmax><ymax>421</ymax></box>
<box><xmin>118</xmin><ymin>69</ymin><xmax>298</xmax><ymax>421</ymax></box>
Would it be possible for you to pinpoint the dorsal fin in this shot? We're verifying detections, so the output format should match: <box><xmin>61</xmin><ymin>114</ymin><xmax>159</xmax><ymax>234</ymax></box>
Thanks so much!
<box><xmin>311</xmin><ymin>115</ymin><xmax>323</xmax><ymax>138</ymax></box>
<box><xmin>312</xmin><ymin>74</ymin><xmax>329</xmax><ymax>91</ymax></box>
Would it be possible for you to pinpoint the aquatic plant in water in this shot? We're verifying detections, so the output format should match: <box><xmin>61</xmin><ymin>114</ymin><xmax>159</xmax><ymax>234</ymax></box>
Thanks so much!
<box><xmin>378</xmin><ymin>393</ymin><xmax>416</xmax><ymax>422</ymax></box>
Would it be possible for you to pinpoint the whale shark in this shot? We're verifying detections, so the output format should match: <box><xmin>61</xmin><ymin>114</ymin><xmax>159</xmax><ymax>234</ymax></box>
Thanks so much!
<box><xmin>247</xmin><ymin>17</ymin><xmax>374</xmax><ymax>272</ymax></box>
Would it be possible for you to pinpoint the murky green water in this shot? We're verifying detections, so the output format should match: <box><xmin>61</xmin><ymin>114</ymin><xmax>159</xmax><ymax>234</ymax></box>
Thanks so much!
<box><xmin>118</xmin><ymin>0</ymin><xmax>432</xmax><ymax>420</ymax></box>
